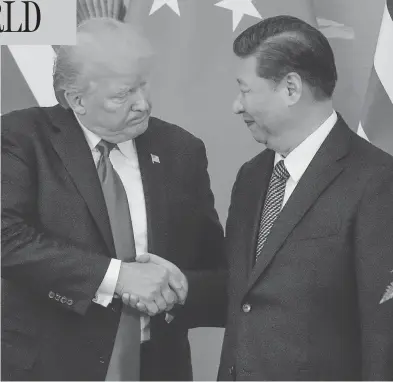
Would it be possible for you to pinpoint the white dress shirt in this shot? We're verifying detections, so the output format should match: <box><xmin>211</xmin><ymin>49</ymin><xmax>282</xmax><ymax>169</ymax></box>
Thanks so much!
<box><xmin>275</xmin><ymin>111</ymin><xmax>338</xmax><ymax>207</ymax></box>
<box><xmin>76</xmin><ymin>117</ymin><xmax>150</xmax><ymax>342</ymax></box>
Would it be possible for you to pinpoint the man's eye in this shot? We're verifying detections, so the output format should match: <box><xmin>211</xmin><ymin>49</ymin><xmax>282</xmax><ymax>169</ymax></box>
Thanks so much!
<box><xmin>240</xmin><ymin>89</ymin><xmax>250</xmax><ymax>94</ymax></box>
<box><xmin>112</xmin><ymin>94</ymin><xmax>128</xmax><ymax>103</ymax></box>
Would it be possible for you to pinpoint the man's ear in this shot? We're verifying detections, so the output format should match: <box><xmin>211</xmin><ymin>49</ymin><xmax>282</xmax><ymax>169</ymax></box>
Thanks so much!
<box><xmin>283</xmin><ymin>72</ymin><xmax>302</xmax><ymax>106</ymax></box>
<box><xmin>64</xmin><ymin>91</ymin><xmax>86</xmax><ymax>115</ymax></box>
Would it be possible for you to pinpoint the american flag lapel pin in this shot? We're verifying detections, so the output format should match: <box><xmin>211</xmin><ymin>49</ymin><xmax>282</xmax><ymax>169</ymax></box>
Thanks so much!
<box><xmin>151</xmin><ymin>154</ymin><xmax>160</xmax><ymax>164</ymax></box>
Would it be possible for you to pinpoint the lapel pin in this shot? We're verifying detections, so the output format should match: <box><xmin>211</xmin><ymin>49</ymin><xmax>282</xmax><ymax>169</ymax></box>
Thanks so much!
<box><xmin>151</xmin><ymin>154</ymin><xmax>160</xmax><ymax>164</ymax></box>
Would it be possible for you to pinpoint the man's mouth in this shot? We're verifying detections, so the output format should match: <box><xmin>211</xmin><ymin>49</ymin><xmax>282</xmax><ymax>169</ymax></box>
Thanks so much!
<box><xmin>129</xmin><ymin>115</ymin><xmax>149</xmax><ymax>125</ymax></box>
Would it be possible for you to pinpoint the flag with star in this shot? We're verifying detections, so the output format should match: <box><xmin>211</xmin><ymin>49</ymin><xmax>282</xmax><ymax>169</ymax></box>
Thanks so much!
<box><xmin>122</xmin><ymin>0</ymin><xmax>318</xmax><ymax>175</ymax></box>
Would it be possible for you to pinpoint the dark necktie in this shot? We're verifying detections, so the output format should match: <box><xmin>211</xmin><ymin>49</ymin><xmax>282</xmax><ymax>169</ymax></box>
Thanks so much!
<box><xmin>96</xmin><ymin>140</ymin><xmax>141</xmax><ymax>381</ymax></box>
<box><xmin>255</xmin><ymin>160</ymin><xmax>290</xmax><ymax>261</ymax></box>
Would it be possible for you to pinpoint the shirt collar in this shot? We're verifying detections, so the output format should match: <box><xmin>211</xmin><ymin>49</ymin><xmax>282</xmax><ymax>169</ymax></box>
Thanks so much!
<box><xmin>74</xmin><ymin>112</ymin><xmax>137</xmax><ymax>160</ymax></box>
<box><xmin>274</xmin><ymin>111</ymin><xmax>338</xmax><ymax>183</ymax></box>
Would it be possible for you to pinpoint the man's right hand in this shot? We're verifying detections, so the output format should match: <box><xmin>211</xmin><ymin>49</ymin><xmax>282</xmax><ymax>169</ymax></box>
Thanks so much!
<box><xmin>115</xmin><ymin>262</ymin><xmax>177</xmax><ymax>315</ymax></box>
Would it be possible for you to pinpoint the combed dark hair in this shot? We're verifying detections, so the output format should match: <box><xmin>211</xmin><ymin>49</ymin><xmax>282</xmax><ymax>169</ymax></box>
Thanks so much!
<box><xmin>233</xmin><ymin>15</ymin><xmax>337</xmax><ymax>100</ymax></box>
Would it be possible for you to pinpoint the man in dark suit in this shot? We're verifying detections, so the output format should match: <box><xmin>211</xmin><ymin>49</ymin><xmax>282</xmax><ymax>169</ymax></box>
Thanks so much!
<box><xmin>219</xmin><ymin>15</ymin><xmax>393</xmax><ymax>381</ymax></box>
<box><xmin>2</xmin><ymin>18</ymin><xmax>226</xmax><ymax>381</ymax></box>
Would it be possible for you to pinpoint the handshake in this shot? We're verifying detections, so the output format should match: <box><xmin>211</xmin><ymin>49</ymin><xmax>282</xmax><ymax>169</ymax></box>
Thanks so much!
<box><xmin>114</xmin><ymin>253</ymin><xmax>188</xmax><ymax>316</ymax></box>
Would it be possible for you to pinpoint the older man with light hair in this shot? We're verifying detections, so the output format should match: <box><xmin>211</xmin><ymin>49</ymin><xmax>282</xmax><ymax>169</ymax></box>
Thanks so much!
<box><xmin>1</xmin><ymin>18</ymin><xmax>226</xmax><ymax>381</ymax></box>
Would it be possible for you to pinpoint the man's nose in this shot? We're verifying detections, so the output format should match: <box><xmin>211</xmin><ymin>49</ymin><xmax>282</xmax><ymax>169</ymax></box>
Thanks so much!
<box><xmin>233</xmin><ymin>95</ymin><xmax>244</xmax><ymax>114</ymax></box>
<box><xmin>131</xmin><ymin>89</ymin><xmax>149</xmax><ymax>112</ymax></box>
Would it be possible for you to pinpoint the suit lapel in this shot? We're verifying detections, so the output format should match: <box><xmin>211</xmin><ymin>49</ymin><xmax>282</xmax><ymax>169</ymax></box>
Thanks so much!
<box><xmin>45</xmin><ymin>105</ymin><xmax>116</xmax><ymax>257</ymax></box>
<box><xmin>244</xmin><ymin>117</ymin><xmax>352</xmax><ymax>295</ymax></box>
<box><xmin>135</xmin><ymin>118</ymin><xmax>168</xmax><ymax>256</ymax></box>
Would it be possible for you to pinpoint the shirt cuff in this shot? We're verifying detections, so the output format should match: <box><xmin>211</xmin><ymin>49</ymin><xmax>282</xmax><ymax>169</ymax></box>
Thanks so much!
<box><xmin>93</xmin><ymin>259</ymin><xmax>122</xmax><ymax>307</ymax></box>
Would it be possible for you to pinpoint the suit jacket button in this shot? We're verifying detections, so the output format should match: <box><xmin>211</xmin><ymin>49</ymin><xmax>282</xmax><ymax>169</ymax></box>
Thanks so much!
<box><xmin>55</xmin><ymin>293</ymin><xmax>61</xmax><ymax>301</ymax></box>
<box><xmin>60</xmin><ymin>296</ymin><xmax>67</xmax><ymax>304</ymax></box>
<box><xmin>99</xmin><ymin>357</ymin><xmax>105</xmax><ymax>364</ymax></box>
<box><xmin>242</xmin><ymin>303</ymin><xmax>251</xmax><ymax>313</ymax></box>
<box><xmin>67</xmin><ymin>299</ymin><xmax>73</xmax><ymax>306</ymax></box>
<box><xmin>48</xmin><ymin>291</ymin><xmax>55</xmax><ymax>299</ymax></box>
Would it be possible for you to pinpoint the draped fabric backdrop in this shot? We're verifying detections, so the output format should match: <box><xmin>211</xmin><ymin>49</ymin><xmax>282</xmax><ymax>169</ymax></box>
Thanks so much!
<box><xmin>1</xmin><ymin>0</ymin><xmax>391</xmax><ymax>379</ymax></box>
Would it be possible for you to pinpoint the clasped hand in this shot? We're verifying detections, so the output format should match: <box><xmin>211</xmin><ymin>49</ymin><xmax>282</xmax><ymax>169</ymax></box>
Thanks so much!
<box><xmin>115</xmin><ymin>253</ymin><xmax>188</xmax><ymax>316</ymax></box>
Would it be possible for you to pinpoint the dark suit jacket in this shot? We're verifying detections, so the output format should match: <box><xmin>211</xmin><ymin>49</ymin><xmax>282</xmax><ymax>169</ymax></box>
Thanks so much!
<box><xmin>1</xmin><ymin>105</ymin><xmax>226</xmax><ymax>381</ymax></box>
<box><xmin>218</xmin><ymin>116</ymin><xmax>393</xmax><ymax>381</ymax></box>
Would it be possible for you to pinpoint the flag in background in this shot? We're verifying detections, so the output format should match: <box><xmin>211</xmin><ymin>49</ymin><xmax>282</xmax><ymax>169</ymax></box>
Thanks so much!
<box><xmin>2</xmin><ymin>45</ymin><xmax>57</xmax><ymax>111</ymax></box>
<box><xmin>1</xmin><ymin>46</ymin><xmax>40</xmax><ymax>113</ymax></box>
<box><xmin>358</xmin><ymin>0</ymin><xmax>393</xmax><ymax>155</ymax></box>
<box><xmin>122</xmin><ymin>0</ymin><xmax>318</xmax><ymax>217</ymax></box>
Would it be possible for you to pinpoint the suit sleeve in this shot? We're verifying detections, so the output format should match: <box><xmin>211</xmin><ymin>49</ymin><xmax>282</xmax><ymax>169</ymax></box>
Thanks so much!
<box><xmin>354</xmin><ymin>164</ymin><xmax>393</xmax><ymax>380</ymax></box>
<box><xmin>1</xmin><ymin>114</ymin><xmax>111</xmax><ymax>316</ymax></box>
<box><xmin>177</xmin><ymin>138</ymin><xmax>228</xmax><ymax>328</ymax></box>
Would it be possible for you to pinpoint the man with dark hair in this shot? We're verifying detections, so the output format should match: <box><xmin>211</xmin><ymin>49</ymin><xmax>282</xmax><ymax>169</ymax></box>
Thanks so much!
<box><xmin>219</xmin><ymin>15</ymin><xmax>393</xmax><ymax>381</ymax></box>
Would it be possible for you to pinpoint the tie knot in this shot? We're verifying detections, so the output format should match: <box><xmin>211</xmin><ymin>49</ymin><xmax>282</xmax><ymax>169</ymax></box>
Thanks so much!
<box><xmin>96</xmin><ymin>140</ymin><xmax>117</xmax><ymax>157</ymax></box>
<box><xmin>273</xmin><ymin>160</ymin><xmax>290</xmax><ymax>180</ymax></box>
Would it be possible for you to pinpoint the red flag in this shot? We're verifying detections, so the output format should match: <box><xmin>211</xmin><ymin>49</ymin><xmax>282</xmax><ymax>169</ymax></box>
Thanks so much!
<box><xmin>123</xmin><ymin>0</ymin><xmax>318</xmax><ymax>217</ymax></box>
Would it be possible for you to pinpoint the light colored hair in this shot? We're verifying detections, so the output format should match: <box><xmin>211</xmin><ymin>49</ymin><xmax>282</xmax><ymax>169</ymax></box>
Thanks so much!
<box><xmin>53</xmin><ymin>18</ymin><xmax>154</xmax><ymax>108</ymax></box>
